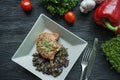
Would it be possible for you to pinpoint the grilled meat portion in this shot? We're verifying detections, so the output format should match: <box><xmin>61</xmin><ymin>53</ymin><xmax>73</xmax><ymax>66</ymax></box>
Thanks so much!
<box><xmin>36</xmin><ymin>32</ymin><xmax>62</xmax><ymax>60</ymax></box>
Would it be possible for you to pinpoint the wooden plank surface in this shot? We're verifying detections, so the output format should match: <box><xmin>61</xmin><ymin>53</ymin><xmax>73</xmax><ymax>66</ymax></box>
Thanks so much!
<box><xmin>0</xmin><ymin>0</ymin><xmax>119</xmax><ymax>80</ymax></box>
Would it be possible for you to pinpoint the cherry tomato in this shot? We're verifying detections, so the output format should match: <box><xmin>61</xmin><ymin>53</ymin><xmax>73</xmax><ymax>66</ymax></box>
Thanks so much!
<box><xmin>64</xmin><ymin>11</ymin><xmax>76</xmax><ymax>24</ymax></box>
<box><xmin>20</xmin><ymin>0</ymin><xmax>32</xmax><ymax>11</ymax></box>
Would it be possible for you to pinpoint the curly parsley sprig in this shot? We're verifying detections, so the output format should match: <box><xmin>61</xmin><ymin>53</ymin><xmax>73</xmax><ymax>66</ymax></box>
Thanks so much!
<box><xmin>102</xmin><ymin>35</ymin><xmax>120</xmax><ymax>73</ymax></box>
<box><xmin>38</xmin><ymin>0</ymin><xmax>78</xmax><ymax>16</ymax></box>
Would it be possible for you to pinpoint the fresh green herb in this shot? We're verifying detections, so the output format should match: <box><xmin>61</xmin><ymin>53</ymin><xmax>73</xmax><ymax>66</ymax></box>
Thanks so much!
<box><xmin>38</xmin><ymin>0</ymin><xmax>78</xmax><ymax>16</ymax></box>
<box><xmin>102</xmin><ymin>35</ymin><xmax>120</xmax><ymax>73</ymax></box>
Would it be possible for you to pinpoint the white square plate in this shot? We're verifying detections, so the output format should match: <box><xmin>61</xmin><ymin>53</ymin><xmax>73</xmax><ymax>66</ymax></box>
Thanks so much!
<box><xmin>12</xmin><ymin>14</ymin><xmax>88</xmax><ymax>80</ymax></box>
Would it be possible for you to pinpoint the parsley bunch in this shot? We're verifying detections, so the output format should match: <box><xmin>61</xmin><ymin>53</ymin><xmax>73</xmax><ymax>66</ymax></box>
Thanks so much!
<box><xmin>39</xmin><ymin>0</ymin><xmax>78</xmax><ymax>16</ymax></box>
<box><xmin>102</xmin><ymin>35</ymin><xmax>120</xmax><ymax>73</ymax></box>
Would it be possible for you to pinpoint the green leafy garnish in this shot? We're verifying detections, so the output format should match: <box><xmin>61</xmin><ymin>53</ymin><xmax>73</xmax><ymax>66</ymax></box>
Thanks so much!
<box><xmin>38</xmin><ymin>0</ymin><xmax>78</xmax><ymax>16</ymax></box>
<box><xmin>102</xmin><ymin>35</ymin><xmax>120</xmax><ymax>73</ymax></box>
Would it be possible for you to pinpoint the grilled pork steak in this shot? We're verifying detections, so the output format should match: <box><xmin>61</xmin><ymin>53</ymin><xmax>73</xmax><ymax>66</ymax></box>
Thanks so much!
<box><xmin>36</xmin><ymin>32</ymin><xmax>62</xmax><ymax>60</ymax></box>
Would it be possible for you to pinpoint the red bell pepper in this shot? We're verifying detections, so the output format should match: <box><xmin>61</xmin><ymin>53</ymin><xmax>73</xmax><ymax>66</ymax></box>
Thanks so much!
<box><xmin>94</xmin><ymin>0</ymin><xmax>120</xmax><ymax>34</ymax></box>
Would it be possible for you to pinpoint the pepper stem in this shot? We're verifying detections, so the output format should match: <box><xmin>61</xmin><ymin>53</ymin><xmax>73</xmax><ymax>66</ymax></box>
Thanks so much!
<box><xmin>104</xmin><ymin>21</ymin><xmax>118</xmax><ymax>31</ymax></box>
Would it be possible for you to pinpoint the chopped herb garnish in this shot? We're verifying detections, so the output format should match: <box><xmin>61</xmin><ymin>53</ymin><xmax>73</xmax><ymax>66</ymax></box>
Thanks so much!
<box><xmin>39</xmin><ymin>38</ymin><xmax>55</xmax><ymax>53</ymax></box>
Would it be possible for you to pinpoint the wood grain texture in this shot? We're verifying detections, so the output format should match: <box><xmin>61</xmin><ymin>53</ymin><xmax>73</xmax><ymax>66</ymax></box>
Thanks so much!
<box><xmin>0</xmin><ymin>0</ymin><xmax>119</xmax><ymax>80</ymax></box>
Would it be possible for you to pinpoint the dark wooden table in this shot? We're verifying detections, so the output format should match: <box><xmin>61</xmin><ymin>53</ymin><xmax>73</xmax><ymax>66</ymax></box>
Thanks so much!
<box><xmin>0</xmin><ymin>0</ymin><xmax>120</xmax><ymax>80</ymax></box>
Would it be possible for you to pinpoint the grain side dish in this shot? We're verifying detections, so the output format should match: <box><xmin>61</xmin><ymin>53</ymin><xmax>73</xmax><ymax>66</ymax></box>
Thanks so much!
<box><xmin>32</xmin><ymin>32</ymin><xmax>69</xmax><ymax>77</ymax></box>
